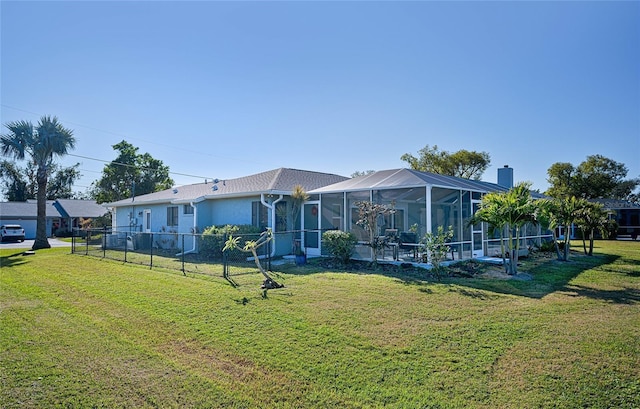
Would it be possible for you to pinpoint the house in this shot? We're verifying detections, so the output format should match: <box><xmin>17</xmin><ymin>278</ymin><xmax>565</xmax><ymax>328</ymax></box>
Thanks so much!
<box><xmin>591</xmin><ymin>199</ymin><xmax>640</xmax><ymax>239</ymax></box>
<box><xmin>308</xmin><ymin>167</ymin><xmax>550</xmax><ymax>261</ymax></box>
<box><xmin>103</xmin><ymin>168</ymin><xmax>348</xmax><ymax>255</ymax></box>
<box><xmin>0</xmin><ymin>199</ymin><xmax>106</xmax><ymax>239</ymax></box>
<box><xmin>52</xmin><ymin>199</ymin><xmax>110</xmax><ymax>235</ymax></box>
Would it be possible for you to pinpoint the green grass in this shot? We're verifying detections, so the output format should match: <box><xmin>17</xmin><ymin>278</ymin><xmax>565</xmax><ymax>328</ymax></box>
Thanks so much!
<box><xmin>1</xmin><ymin>241</ymin><xmax>639</xmax><ymax>408</ymax></box>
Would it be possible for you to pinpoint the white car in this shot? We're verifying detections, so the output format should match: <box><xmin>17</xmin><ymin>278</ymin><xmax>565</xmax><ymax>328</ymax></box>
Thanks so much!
<box><xmin>0</xmin><ymin>224</ymin><xmax>25</xmax><ymax>242</ymax></box>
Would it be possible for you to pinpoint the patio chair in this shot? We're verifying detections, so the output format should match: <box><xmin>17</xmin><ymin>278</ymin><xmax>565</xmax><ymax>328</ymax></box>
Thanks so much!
<box><xmin>398</xmin><ymin>232</ymin><xmax>418</xmax><ymax>260</ymax></box>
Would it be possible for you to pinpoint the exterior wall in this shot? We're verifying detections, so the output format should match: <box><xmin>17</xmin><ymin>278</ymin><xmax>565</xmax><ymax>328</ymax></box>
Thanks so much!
<box><xmin>208</xmin><ymin>197</ymin><xmax>254</xmax><ymax>227</ymax></box>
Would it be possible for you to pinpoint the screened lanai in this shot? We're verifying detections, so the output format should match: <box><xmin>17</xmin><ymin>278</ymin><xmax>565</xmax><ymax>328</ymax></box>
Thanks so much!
<box><xmin>308</xmin><ymin>168</ymin><xmax>549</xmax><ymax>263</ymax></box>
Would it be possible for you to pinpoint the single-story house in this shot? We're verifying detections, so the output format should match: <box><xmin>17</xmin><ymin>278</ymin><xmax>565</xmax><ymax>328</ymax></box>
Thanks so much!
<box><xmin>0</xmin><ymin>199</ymin><xmax>107</xmax><ymax>239</ymax></box>
<box><xmin>52</xmin><ymin>199</ymin><xmax>110</xmax><ymax>234</ymax></box>
<box><xmin>308</xmin><ymin>166</ymin><xmax>550</xmax><ymax>261</ymax></box>
<box><xmin>0</xmin><ymin>201</ymin><xmax>60</xmax><ymax>239</ymax></box>
<box><xmin>591</xmin><ymin>199</ymin><xmax>640</xmax><ymax>239</ymax></box>
<box><xmin>103</xmin><ymin>168</ymin><xmax>349</xmax><ymax>256</ymax></box>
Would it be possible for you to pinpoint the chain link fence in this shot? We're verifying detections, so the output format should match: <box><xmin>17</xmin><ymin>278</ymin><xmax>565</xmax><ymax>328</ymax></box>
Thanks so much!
<box><xmin>71</xmin><ymin>227</ymin><xmax>278</xmax><ymax>282</ymax></box>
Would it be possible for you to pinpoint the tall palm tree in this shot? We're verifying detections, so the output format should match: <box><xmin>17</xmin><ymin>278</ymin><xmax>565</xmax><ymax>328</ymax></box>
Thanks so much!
<box><xmin>1</xmin><ymin>116</ymin><xmax>76</xmax><ymax>250</ymax></box>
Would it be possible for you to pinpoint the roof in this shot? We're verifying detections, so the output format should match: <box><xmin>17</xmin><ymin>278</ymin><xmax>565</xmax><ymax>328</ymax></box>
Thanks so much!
<box><xmin>590</xmin><ymin>199</ymin><xmax>640</xmax><ymax>210</ymax></box>
<box><xmin>105</xmin><ymin>168</ymin><xmax>349</xmax><ymax>207</ymax></box>
<box><xmin>53</xmin><ymin>199</ymin><xmax>109</xmax><ymax>218</ymax></box>
<box><xmin>309</xmin><ymin>168</ymin><xmax>546</xmax><ymax>198</ymax></box>
<box><xmin>0</xmin><ymin>201</ymin><xmax>61</xmax><ymax>218</ymax></box>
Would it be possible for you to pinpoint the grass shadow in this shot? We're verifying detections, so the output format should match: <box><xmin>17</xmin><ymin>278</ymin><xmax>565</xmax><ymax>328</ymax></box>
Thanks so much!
<box><xmin>0</xmin><ymin>251</ymin><xmax>34</xmax><ymax>268</ymax></box>
<box><xmin>279</xmin><ymin>252</ymin><xmax>621</xmax><ymax>300</ymax></box>
<box><xmin>560</xmin><ymin>284</ymin><xmax>640</xmax><ymax>304</ymax></box>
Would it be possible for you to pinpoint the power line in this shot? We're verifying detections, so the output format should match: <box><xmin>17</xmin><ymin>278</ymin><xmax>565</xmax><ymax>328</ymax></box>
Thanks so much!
<box><xmin>67</xmin><ymin>153</ymin><xmax>217</xmax><ymax>181</ymax></box>
<box><xmin>1</xmin><ymin>103</ymin><xmax>262</xmax><ymax>165</ymax></box>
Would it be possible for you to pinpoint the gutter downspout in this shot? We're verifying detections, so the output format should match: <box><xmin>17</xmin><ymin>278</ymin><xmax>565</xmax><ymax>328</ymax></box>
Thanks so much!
<box><xmin>175</xmin><ymin>202</ymin><xmax>198</xmax><ymax>256</ymax></box>
<box><xmin>261</xmin><ymin>193</ymin><xmax>284</xmax><ymax>257</ymax></box>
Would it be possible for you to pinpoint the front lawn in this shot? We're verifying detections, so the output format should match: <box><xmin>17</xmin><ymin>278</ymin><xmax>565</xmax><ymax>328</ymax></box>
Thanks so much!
<box><xmin>1</xmin><ymin>241</ymin><xmax>638</xmax><ymax>408</ymax></box>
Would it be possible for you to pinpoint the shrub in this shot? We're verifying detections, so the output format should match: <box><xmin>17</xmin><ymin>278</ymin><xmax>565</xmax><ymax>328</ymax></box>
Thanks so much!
<box><xmin>322</xmin><ymin>230</ymin><xmax>357</xmax><ymax>264</ymax></box>
<box><xmin>200</xmin><ymin>224</ymin><xmax>262</xmax><ymax>260</ymax></box>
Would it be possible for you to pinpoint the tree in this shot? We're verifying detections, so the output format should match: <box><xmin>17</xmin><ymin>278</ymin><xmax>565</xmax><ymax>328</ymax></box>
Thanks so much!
<box><xmin>470</xmin><ymin>183</ymin><xmax>538</xmax><ymax>275</ymax></box>
<box><xmin>1</xmin><ymin>116</ymin><xmax>76</xmax><ymax>249</ymax></box>
<box><xmin>546</xmin><ymin>155</ymin><xmax>639</xmax><ymax>200</ymax></box>
<box><xmin>576</xmin><ymin>201</ymin><xmax>612</xmax><ymax>256</ymax></box>
<box><xmin>223</xmin><ymin>229</ymin><xmax>284</xmax><ymax>294</ymax></box>
<box><xmin>539</xmin><ymin>196</ymin><xmax>585</xmax><ymax>261</ymax></box>
<box><xmin>0</xmin><ymin>160</ymin><xmax>81</xmax><ymax>201</ymax></box>
<box><xmin>91</xmin><ymin>140</ymin><xmax>174</xmax><ymax>203</ymax></box>
<box><xmin>0</xmin><ymin>160</ymin><xmax>29</xmax><ymax>201</ymax></box>
<box><xmin>401</xmin><ymin>145</ymin><xmax>490</xmax><ymax>180</ymax></box>
<box><xmin>355</xmin><ymin>201</ymin><xmax>395</xmax><ymax>265</ymax></box>
<box><xmin>351</xmin><ymin>170</ymin><xmax>375</xmax><ymax>178</ymax></box>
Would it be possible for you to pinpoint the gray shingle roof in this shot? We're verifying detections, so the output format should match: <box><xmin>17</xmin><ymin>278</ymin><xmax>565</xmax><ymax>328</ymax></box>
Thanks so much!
<box><xmin>105</xmin><ymin>168</ymin><xmax>348</xmax><ymax>207</ymax></box>
<box><xmin>53</xmin><ymin>199</ymin><xmax>109</xmax><ymax>218</ymax></box>
<box><xmin>0</xmin><ymin>201</ymin><xmax>62</xmax><ymax>218</ymax></box>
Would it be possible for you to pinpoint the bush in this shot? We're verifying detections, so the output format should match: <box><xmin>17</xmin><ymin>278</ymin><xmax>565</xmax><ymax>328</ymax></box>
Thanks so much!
<box><xmin>323</xmin><ymin>230</ymin><xmax>357</xmax><ymax>264</ymax></box>
<box><xmin>200</xmin><ymin>224</ymin><xmax>262</xmax><ymax>260</ymax></box>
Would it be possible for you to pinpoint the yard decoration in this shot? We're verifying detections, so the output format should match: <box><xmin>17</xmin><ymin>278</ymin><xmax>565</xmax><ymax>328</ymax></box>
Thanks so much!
<box><xmin>223</xmin><ymin>228</ymin><xmax>284</xmax><ymax>290</ymax></box>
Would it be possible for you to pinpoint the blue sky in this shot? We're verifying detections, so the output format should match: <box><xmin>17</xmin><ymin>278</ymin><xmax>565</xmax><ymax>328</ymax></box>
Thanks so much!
<box><xmin>2</xmin><ymin>1</ymin><xmax>639</xmax><ymax>195</ymax></box>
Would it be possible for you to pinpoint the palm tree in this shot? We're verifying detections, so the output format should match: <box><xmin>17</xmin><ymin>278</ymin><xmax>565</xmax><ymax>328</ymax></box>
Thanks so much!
<box><xmin>576</xmin><ymin>201</ymin><xmax>611</xmax><ymax>256</ymax></box>
<box><xmin>471</xmin><ymin>183</ymin><xmax>538</xmax><ymax>275</ymax></box>
<box><xmin>1</xmin><ymin>116</ymin><xmax>76</xmax><ymax>250</ymax></box>
<box><xmin>539</xmin><ymin>196</ymin><xmax>584</xmax><ymax>261</ymax></box>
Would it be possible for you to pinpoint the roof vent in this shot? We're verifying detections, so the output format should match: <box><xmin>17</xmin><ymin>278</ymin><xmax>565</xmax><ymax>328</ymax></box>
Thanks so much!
<box><xmin>212</xmin><ymin>185</ymin><xmax>218</xmax><ymax>191</ymax></box>
<box><xmin>173</xmin><ymin>188</ymin><xmax>178</xmax><ymax>194</ymax></box>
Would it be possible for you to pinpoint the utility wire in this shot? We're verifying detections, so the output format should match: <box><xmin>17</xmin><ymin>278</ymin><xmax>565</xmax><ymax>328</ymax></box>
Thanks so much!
<box><xmin>67</xmin><ymin>153</ymin><xmax>218</xmax><ymax>181</ymax></box>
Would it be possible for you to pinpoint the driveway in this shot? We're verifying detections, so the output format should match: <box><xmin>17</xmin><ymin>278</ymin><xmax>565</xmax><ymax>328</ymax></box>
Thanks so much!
<box><xmin>0</xmin><ymin>238</ymin><xmax>72</xmax><ymax>250</ymax></box>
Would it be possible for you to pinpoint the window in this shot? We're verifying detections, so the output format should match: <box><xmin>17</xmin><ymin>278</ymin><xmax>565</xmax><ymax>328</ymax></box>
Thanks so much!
<box><xmin>183</xmin><ymin>204</ymin><xmax>194</xmax><ymax>215</ymax></box>
<box><xmin>167</xmin><ymin>206</ymin><xmax>178</xmax><ymax>227</ymax></box>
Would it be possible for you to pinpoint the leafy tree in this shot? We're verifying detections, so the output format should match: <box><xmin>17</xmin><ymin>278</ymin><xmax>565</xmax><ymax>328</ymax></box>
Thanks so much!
<box><xmin>1</xmin><ymin>116</ymin><xmax>76</xmax><ymax>249</ymax></box>
<box><xmin>0</xmin><ymin>160</ymin><xmax>81</xmax><ymax>201</ymax></box>
<box><xmin>355</xmin><ymin>201</ymin><xmax>395</xmax><ymax>265</ymax></box>
<box><xmin>401</xmin><ymin>145</ymin><xmax>490</xmax><ymax>180</ymax></box>
<box><xmin>0</xmin><ymin>160</ymin><xmax>29</xmax><ymax>201</ymax></box>
<box><xmin>546</xmin><ymin>155</ymin><xmax>639</xmax><ymax>200</ymax></box>
<box><xmin>351</xmin><ymin>170</ymin><xmax>375</xmax><ymax>178</ymax></box>
<box><xmin>91</xmin><ymin>140</ymin><xmax>174</xmax><ymax>203</ymax></box>
<box><xmin>470</xmin><ymin>183</ymin><xmax>538</xmax><ymax>274</ymax></box>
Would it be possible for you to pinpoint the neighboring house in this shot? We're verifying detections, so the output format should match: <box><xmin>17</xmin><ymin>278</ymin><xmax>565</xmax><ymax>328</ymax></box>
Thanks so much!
<box><xmin>103</xmin><ymin>168</ymin><xmax>348</xmax><ymax>256</ymax></box>
<box><xmin>52</xmin><ymin>199</ymin><xmax>110</xmax><ymax>235</ymax></box>
<box><xmin>0</xmin><ymin>199</ymin><xmax>111</xmax><ymax>239</ymax></box>
<box><xmin>591</xmin><ymin>199</ymin><xmax>640</xmax><ymax>239</ymax></box>
<box><xmin>0</xmin><ymin>201</ymin><xmax>60</xmax><ymax>239</ymax></box>
<box><xmin>308</xmin><ymin>167</ymin><xmax>550</xmax><ymax>261</ymax></box>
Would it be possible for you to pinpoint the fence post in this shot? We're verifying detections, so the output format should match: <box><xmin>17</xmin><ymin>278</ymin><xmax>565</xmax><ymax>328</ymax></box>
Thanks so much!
<box><xmin>181</xmin><ymin>234</ymin><xmax>185</xmax><ymax>276</ymax></box>
<box><xmin>223</xmin><ymin>232</ymin><xmax>228</xmax><ymax>279</ymax></box>
<box><xmin>85</xmin><ymin>229</ymin><xmax>89</xmax><ymax>255</ymax></box>
<box><xmin>150</xmin><ymin>233</ymin><xmax>154</xmax><ymax>269</ymax></box>
<box><xmin>267</xmin><ymin>235</ymin><xmax>271</xmax><ymax>271</ymax></box>
<box><xmin>103</xmin><ymin>227</ymin><xmax>107</xmax><ymax>258</ymax></box>
<box><xmin>124</xmin><ymin>232</ymin><xmax>127</xmax><ymax>263</ymax></box>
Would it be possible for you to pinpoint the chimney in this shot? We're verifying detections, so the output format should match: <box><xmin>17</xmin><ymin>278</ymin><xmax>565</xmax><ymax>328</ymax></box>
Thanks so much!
<box><xmin>497</xmin><ymin>165</ymin><xmax>513</xmax><ymax>188</ymax></box>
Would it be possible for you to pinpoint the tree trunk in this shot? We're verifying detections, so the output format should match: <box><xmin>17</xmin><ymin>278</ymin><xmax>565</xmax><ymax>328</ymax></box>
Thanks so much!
<box><xmin>33</xmin><ymin>172</ymin><xmax>51</xmax><ymax>250</ymax></box>
<box><xmin>588</xmin><ymin>229</ymin><xmax>594</xmax><ymax>256</ymax></box>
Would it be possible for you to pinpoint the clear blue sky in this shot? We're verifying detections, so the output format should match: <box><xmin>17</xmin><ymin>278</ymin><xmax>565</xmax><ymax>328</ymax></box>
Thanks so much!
<box><xmin>2</xmin><ymin>1</ymin><xmax>639</xmax><ymax>195</ymax></box>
